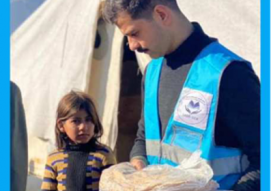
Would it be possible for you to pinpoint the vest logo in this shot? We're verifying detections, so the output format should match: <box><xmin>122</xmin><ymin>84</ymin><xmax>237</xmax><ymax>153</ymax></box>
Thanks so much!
<box><xmin>185</xmin><ymin>100</ymin><xmax>201</xmax><ymax>114</ymax></box>
<box><xmin>174</xmin><ymin>88</ymin><xmax>213</xmax><ymax>130</ymax></box>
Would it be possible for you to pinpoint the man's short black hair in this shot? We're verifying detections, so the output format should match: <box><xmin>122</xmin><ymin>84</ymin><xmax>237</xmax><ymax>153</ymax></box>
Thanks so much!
<box><xmin>102</xmin><ymin>0</ymin><xmax>179</xmax><ymax>24</ymax></box>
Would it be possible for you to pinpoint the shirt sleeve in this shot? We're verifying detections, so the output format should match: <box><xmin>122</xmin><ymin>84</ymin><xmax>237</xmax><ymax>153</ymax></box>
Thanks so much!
<box><xmin>102</xmin><ymin>147</ymin><xmax>117</xmax><ymax>170</ymax></box>
<box><xmin>215</xmin><ymin>61</ymin><xmax>260</xmax><ymax>191</ymax></box>
<box><xmin>41</xmin><ymin>156</ymin><xmax>58</xmax><ymax>191</ymax></box>
<box><xmin>129</xmin><ymin>69</ymin><xmax>147</xmax><ymax>161</ymax></box>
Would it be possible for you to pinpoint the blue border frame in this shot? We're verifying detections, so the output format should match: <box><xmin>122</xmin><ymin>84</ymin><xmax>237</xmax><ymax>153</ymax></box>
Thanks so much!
<box><xmin>4</xmin><ymin>0</ymin><xmax>270</xmax><ymax>190</ymax></box>
<box><xmin>261</xmin><ymin>0</ymin><xmax>270</xmax><ymax>190</ymax></box>
<box><xmin>2</xmin><ymin>0</ymin><xmax>10</xmax><ymax>190</ymax></box>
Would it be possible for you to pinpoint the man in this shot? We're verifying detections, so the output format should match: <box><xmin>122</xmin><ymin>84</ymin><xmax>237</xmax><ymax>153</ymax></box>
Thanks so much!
<box><xmin>11</xmin><ymin>81</ymin><xmax>28</xmax><ymax>191</ymax></box>
<box><xmin>102</xmin><ymin>0</ymin><xmax>260</xmax><ymax>190</ymax></box>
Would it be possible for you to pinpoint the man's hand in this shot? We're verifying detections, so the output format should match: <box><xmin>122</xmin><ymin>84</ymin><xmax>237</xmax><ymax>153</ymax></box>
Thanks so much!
<box><xmin>130</xmin><ymin>158</ymin><xmax>147</xmax><ymax>170</ymax></box>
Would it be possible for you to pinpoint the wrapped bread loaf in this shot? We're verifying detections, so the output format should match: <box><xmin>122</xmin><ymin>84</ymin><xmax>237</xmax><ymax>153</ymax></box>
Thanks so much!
<box><xmin>100</xmin><ymin>151</ymin><xmax>219</xmax><ymax>191</ymax></box>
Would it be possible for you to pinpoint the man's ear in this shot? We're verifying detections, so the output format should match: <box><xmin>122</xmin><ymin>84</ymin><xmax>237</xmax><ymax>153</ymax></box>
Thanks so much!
<box><xmin>57</xmin><ymin>119</ymin><xmax>65</xmax><ymax>133</ymax></box>
<box><xmin>153</xmin><ymin>5</ymin><xmax>172</xmax><ymax>26</ymax></box>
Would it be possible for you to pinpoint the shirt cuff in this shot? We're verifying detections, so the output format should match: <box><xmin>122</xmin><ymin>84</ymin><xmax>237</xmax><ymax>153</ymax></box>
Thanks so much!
<box><xmin>130</xmin><ymin>156</ymin><xmax>148</xmax><ymax>165</ymax></box>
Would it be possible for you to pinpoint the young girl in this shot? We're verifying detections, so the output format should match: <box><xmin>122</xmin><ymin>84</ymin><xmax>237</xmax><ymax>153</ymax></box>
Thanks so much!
<box><xmin>41</xmin><ymin>91</ymin><xmax>116</xmax><ymax>191</ymax></box>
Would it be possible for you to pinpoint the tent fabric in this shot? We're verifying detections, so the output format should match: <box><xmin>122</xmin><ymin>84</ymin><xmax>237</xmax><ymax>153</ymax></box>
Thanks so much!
<box><xmin>11</xmin><ymin>0</ymin><xmax>46</xmax><ymax>34</ymax></box>
<box><xmin>88</xmin><ymin>19</ymin><xmax>124</xmax><ymax>150</ymax></box>
<box><xmin>135</xmin><ymin>52</ymin><xmax>151</xmax><ymax>74</ymax></box>
<box><xmin>11</xmin><ymin>0</ymin><xmax>101</xmax><ymax>139</ymax></box>
<box><xmin>177</xmin><ymin>0</ymin><xmax>260</xmax><ymax>78</ymax></box>
<box><xmin>11</xmin><ymin>0</ymin><xmax>125</xmax><ymax>176</ymax></box>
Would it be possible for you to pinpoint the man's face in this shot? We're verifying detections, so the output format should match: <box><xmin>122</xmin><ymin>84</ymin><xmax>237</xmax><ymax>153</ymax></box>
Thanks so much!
<box><xmin>116</xmin><ymin>11</ymin><xmax>168</xmax><ymax>58</ymax></box>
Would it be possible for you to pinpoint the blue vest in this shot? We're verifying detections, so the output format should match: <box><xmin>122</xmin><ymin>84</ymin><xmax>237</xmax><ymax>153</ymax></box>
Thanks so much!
<box><xmin>144</xmin><ymin>42</ymin><xmax>250</xmax><ymax>190</ymax></box>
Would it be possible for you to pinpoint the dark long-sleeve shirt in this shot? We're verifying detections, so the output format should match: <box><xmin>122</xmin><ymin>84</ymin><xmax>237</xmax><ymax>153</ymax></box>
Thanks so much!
<box><xmin>11</xmin><ymin>82</ymin><xmax>28</xmax><ymax>191</ymax></box>
<box><xmin>130</xmin><ymin>23</ymin><xmax>260</xmax><ymax>191</ymax></box>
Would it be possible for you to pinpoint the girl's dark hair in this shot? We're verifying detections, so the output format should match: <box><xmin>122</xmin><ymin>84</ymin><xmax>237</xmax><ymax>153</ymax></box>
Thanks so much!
<box><xmin>55</xmin><ymin>91</ymin><xmax>103</xmax><ymax>149</ymax></box>
<box><xmin>102</xmin><ymin>0</ymin><xmax>179</xmax><ymax>24</ymax></box>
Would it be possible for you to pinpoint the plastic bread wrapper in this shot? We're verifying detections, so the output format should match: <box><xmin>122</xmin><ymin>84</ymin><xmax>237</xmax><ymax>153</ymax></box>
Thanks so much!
<box><xmin>100</xmin><ymin>150</ymin><xmax>220</xmax><ymax>191</ymax></box>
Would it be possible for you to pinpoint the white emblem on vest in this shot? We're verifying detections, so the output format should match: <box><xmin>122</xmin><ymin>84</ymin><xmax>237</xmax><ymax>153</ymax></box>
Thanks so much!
<box><xmin>173</xmin><ymin>88</ymin><xmax>213</xmax><ymax>130</ymax></box>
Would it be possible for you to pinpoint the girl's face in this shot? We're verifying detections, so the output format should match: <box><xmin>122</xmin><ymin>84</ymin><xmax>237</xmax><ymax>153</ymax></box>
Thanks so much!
<box><xmin>58</xmin><ymin>109</ymin><xmax>95</xmax><ymax>144</ymax></box>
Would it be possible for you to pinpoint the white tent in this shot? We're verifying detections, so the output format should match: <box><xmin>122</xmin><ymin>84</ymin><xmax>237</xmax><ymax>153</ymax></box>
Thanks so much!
<box><xmin>11</xmin><ymin>0</ymin><xmax>151</xmax><ymax>180</ymax></box>
<box><xmin>177</xmin><ymin>0</ymin><xmax>260</xmax><ymax>77</ymax></box>
<box><xmin>10</xmin><ymin>0</ymin><xmax>260</xmax><ymax>190</ymax></box>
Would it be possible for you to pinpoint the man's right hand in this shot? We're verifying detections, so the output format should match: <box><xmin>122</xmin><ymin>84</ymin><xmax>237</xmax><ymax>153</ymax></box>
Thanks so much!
<box><xmin>130</xmin><ymin>158</ymin><xmax>147</xmax><ymax>170</ymax></box>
